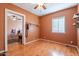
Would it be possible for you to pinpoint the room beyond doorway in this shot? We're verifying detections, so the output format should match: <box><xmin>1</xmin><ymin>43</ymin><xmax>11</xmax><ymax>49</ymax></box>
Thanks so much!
<box><xmin>5</xmin><ymin>9</ymin><xmax>26</xmax><ymax>52</ymax></box>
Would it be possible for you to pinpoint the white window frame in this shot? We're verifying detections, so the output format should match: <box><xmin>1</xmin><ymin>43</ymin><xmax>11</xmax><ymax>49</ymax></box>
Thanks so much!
<box><xmin>52</xmin><ymin>16</ymin><xmax>65</xmax><ymax>33</ymax></box>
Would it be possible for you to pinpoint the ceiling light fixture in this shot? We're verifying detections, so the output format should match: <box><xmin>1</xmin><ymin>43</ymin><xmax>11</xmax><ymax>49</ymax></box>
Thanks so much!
<box><xmin>12</xmin><ymin>15</ymin><xmax>17</xmax><ymax>20</ymax></box>
<box><xmin>34</xmin><ymin>3</ymin><xmax>46</xmax><ymax>10</ymax></box>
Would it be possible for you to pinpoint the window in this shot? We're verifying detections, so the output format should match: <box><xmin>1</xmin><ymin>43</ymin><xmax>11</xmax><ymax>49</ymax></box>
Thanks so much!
<box><xmin>52</xmin><ymin>16</ymin><xmax>65</xmax><ymax>33</ymax></box>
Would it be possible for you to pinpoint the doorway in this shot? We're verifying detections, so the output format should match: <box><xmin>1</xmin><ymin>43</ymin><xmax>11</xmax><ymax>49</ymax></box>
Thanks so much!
<box><xmin>5</xmin><ymin>9</ymin><xmax>26</xmax><ymax>52</ymax></box>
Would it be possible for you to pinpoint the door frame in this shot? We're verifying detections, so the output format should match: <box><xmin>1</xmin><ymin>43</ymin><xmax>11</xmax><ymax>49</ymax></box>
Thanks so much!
<box><xmin>5</xmin><ymin>8</ymin><xmax>26</xmax><ymax>52</ymax></box>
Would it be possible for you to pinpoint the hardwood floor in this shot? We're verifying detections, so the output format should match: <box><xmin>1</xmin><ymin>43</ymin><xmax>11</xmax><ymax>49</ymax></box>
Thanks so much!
<box><xmin>6</xmin><ymin>40</ymin><xmax>79</xmax><ymax>56</ymax></box>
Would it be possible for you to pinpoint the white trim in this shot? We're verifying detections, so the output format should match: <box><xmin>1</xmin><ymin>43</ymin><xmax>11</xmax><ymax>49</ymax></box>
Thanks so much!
<box><xmin>0</xmin><ymin>50</ymin><xmax>5</xmax><ymax>53</ymax></box>
<box><xmin>25</xmin><ymin>39</ymin><xmax>39</xmax><ymax>45</ymax></box>
<box><xmin>22</xmin><ymin>12</ymin><xmax>26</xmax><ymax>45</ymax></box>
<box><xmin>5</xmin><ymin>9</ymin><xmax>7</xmax><ymax>52</ymax></box>
<box><xmin>5</xmin><ymin>8</ymin><xmax>26</xmax><ymax>52</ymax></box>
<box><xmin>40</xmin><ymin>39</ymin><xmax>77</xmax><ymax>48</ymax></box>
<box><xmin>76</xmin><ymin>47</ymin><xmax>79</xmax><ymax>53</ymax></box>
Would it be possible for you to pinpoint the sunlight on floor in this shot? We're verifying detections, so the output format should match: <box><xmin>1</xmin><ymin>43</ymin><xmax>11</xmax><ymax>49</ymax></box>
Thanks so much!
<box><xmin>48</xmin><ymin>50</ymin><xmax>64</xmax><ymax>56</ymax></box>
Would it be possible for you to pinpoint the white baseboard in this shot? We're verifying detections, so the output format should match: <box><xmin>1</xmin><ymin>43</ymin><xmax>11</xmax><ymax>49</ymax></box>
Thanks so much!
<box><xmin>40</xmin><ymin>39</ymin><xmax>79</xmax><ymax>54</ymax></box>
<box><xmin>25</xmin><ymin>39</ymin><xmax>39</xmax><ymax>45</ymax></box>
<box><xmin>76</xmin><ymin>47</ymin><xmax>79</xmax><ymax>53</ymax></box>
<box><xmin>0</xmin><ymin>50</ymin><xmax>5</xmax><ymax>53</ymax></box>
<box><xmin>40</xmin><ymin>39</ymin><xmax>77</xmax><ymax>48</ymax></box>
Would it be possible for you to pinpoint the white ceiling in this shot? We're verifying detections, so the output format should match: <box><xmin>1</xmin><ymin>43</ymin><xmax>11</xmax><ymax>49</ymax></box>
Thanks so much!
<box><xmin>13</xmin><ymin>3</ymin><xmax>78</xmax><ymax>16</ymax></box>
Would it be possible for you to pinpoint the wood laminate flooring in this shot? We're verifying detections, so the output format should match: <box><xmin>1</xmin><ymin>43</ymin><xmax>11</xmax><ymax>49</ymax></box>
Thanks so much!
<box><xmin>6</xmin><ymin>40</ymin><xmax>79</xmax><ymax>56</ymax></box>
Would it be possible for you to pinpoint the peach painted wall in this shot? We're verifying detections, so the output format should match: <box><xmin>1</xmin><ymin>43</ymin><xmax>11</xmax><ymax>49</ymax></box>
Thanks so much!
<box><xmin>0</xmin><ymin>3</ymin><xmax>39</xmax><ymax>51</ymax></box>
<box><xmin>77</xmin><ymin>4</ymin><xmax>79</xmax><ymax>12</ymax></box>
<box><xmin>40</xmin><ymin>6</ymin><xmax>77</xmax><ymax>46</ymax></box>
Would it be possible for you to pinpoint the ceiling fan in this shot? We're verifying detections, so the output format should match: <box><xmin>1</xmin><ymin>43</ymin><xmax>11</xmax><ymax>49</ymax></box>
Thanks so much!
<box><xmin>34</xmin><ymin>3</ymin><xmax>46</xmax><ymax>10</ymax></box>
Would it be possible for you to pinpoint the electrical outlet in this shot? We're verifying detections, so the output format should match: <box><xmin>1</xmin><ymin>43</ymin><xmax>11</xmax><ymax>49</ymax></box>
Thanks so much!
<box><xmin>70</xmin><ymin>41</ymin><xmax>73</xmax><ymax>44</ymax></box>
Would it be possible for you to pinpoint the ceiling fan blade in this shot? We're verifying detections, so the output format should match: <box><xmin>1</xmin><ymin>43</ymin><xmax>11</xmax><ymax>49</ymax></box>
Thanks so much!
<box><xmin>34</xmin><ymin>5</ymin><xmax>38</xmax><ymax>9</ymax></box>
<box><xmin>42</xmin><ymin>5</ymin><xmax>46</xmax><ymax>9</ymax></box>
